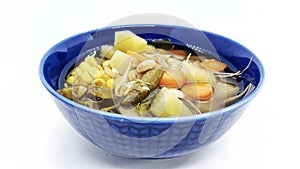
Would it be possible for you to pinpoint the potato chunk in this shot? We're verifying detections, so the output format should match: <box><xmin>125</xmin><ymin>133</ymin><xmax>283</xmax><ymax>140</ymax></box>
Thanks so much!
<box><xmin>114</xmin><ymin>30</ymin><xmax>147</xmax><ymax>52</ymax></box>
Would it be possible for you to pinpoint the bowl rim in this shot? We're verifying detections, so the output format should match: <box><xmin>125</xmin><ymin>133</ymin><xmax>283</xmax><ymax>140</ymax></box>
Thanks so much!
<box><xmin>39</xmin><ymin>24</ymin><xmax>265</xmax><ymax>123</ymax></box>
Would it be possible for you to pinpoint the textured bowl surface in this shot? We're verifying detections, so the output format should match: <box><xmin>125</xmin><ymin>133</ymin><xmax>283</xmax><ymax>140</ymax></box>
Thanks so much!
<box><xmin>39</xmin><ymin>24</ymin><xmax>264</xmax><ymax>158</ymax></box>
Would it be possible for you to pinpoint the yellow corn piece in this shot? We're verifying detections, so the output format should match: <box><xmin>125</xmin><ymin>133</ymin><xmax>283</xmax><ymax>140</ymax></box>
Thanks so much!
<box><xmin>69</xmin><ymin>69</ymin><xmax>76</xmax><ymax>76</ymax></box>
<box><xmin>82</xmin><ymin>72</ymin><xmax>93</xmax><ymax>84</ymax></box>
<box><xmin>93</xmin><ymin>78</ymin><xmax>106</xmax><ymax>87</ymax></box>
<box><xmin>94</xmin><ymin>72</ymin><xmax>102</xmax><ymax>79</ymax></box>
<box><xmin>58</xmin><ymin>88</ymin><xmax>73</xmax><ymax>99</ymax></box>
<box><xmin>106</xmin><ymin>79</ymin><xmax>114</xmax><ymax>89</ymax></box>
<box><xmin>66</xmin><ymin>76</ymin><xmax>74</xmax><ymax>84</ymax></box>
<box><xmin>102</xmin><ymin>73</ymin><xmax>111</xmax><ymax>81</ymax></box>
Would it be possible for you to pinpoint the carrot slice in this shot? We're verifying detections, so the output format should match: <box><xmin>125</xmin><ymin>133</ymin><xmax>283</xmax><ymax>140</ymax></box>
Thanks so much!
<box><xmin>171</xmin><ymin>49</ymin><xmax>187</xmax><ymax>58</ymax></box>
<box><xmin>200</xmin><ymin>59</ymin><xmax>227</xmax><ymax>72</ymax></box>
<box><xmin>181</xmin><ymin>82</ymin><xmax>213</xmax><ymax>100</ymax></box>
<box><xmin>159</xmin><ymin>71</ymin><xmax>186</xmax><ymax>89</ymax></box>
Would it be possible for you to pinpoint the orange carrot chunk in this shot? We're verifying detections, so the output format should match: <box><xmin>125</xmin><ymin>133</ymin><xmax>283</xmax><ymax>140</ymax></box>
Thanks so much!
<box><xmin>200</xmin><ymin>59</ymin><xmax>227</xmax><ymax>72</ymax></box>
<box><xmin>159</xmin><ymin>71</ymin><xmax>186</xmax><ymax>89</ymax></box>
<box><xmin>171</xmin><ymin>49</ymin><xmax>187</xmax><ymax>58</ymax></box>
<box><xmin>181</xmin><ymin>82</ymin><xmax>213</xmax><ymax>100</ymax></box>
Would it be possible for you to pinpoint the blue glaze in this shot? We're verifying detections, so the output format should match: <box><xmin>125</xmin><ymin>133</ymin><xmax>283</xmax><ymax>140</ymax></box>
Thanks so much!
<box><xmin>39</xmin><ymin>24</ymin><xmax>264</xmax><ymax>158</ymax></box>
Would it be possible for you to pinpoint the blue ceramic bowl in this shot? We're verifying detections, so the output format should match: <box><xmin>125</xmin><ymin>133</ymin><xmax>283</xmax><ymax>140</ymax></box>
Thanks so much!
<box><xmin>39</xmin><ymin>25</ymin><xmax>264</xmax><ymax>158</ymax></box>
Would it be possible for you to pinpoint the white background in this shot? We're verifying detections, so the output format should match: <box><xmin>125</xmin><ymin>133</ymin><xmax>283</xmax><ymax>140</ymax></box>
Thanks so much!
<box><xmin>1</xmin><ymin>0</ymin><xmax>299</xmax><ymax>168</ymax></box>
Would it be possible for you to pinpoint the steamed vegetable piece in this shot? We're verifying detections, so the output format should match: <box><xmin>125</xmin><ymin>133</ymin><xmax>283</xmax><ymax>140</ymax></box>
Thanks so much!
<box><xmin>159</xmin><ymin>71</ymin><xmax>186</xmax><ymax>88</ymax></box>
<box><xmin>101</xmin><ymin>45</ymin><xmax>115</xmax><ymax>59</ymax></box>
<box><xmin>136</xmin><ymin>89</ymin><xmax>159</xmax><ymax>117</ymax></box>
<box><xmin>110</xmin><ymin>50</ymin><xmax>134</xmax><ymax>75</ymax></box>
<box><xmin>136</xmin><ymin>59</ymin><xmax>156</xmax><ymax>73</ymax></box>
<box><xmin>200</xmin><ymin>59</ymin><xmax>227</xmax><ymax>72</ymax></box>
<box><xmin>170</xmin><ymin>49</ymin><xmax>187</xmax><ymax>58</ymax></box>
<box><xmin>114</xmin><ymin>30</ymin><xmax>147</xmax><ymax>52</ymax></box>
<box><xmin>182</xmin><ymin>82</ymin><xmax>213</xmax><ymax>100</ymax></box>
<box><xmin>121</xmin><ymin>68</ymin><xmax>163</xmax><ymax>106</ymax></box>
<box><xmin>214</xmin><ymin>82</ymin><xmax>240</xmax><ymax>99</ymax></box>
<box><xmin>126</xmin><ymin>50</ymin><xmax>148</xmax><ymax>62</ymax></box>
<box><xmin>181</xmin><ymin>56</ymin><xmax>214</xmax><ymax>82</ymax></box>
<box><xmin>57</xmin><ymin>87</ymin><xmax>72</xmax><ymax>99</ymax></box>
<box><xmin>150</xmin><ymin>87</ymin><xmax>193</xmax><ymax>117</ymax></box>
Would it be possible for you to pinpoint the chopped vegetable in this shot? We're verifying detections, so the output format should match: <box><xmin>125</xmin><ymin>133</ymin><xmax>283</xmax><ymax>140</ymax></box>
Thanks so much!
<box><xmin>106</xmin><ymin>79</ymin><xmax>115</xmax><ymax>89</ymax></box>
<box><xmin>181</xmin><ymin>60</ymin><xmax>213</xmax><ymax>82</ymax></box>
<box><xmin>121</xmin><ymin>68</ymin><xmax>163</xmax><ymax>106</ymax></box>
<box><xmin>136</xmin><ymin>90</ymin><xmax>159</xmax><ymax>117</ymax></box>
<box><xmin>101</xmin><ymin>45</ymin><xmax>115</xmax><ymax>59</ymax></box>
<box><xmin>159</xmin><ymin>71</ymin><xmax>186</xmax><ymax>88</ymax></box>
<box><xmin>110</xmin><ymin>50</ymin><xmax>133</xmax><ymax>75</ymax></box>
<box><xmin>170</xmin><ymin>49</ymin><xmax>187</xmax><ymax>58</ymax></box>
<box><xmin>126</xmin><ymin>50</ymin><xmax>148</xmax><ymax>62</ymax></box>
<box><xmin>92</xmin><ymin>87</ymin><xmax>113</xmax><ymax>99</ymax></box>
<box><xmin>150</xmin><ymin>87</ymin><xmax>193</xmax><ymax>117</ymax></box>
<box><xmin>181</xmin><ymin>82</ymin><xmax>213</xmax><ymax>100</ymax></box>
<box><xmin>214</xmin><ymin>82</ymin><xmax>240</xmax><ymax>99</ymax></box>
<box><xmin>200</xmin><ymin>59</ymin><xmax>227</xmax><ymax>72</ymax></box>
<box><xmin>57</xmin><ymin>88</ymin><xmax>72</xmax><ymax>99</ymax></box>
<box><xmin>114</xmin><ymin>30</ymin><xmax>147</xmax><ymax>52</ymax></box>
<box><xmin>136</xmin><ymin>59</ymin><xmax>156</xmax><ymax>73</ymax></box>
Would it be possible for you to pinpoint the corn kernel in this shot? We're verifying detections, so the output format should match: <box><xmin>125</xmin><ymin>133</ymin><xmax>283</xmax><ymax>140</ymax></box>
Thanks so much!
<box><xmin>94</xmin><ymin>70</ymin><xmax>103</xmax><ymax>78</ymax></box>
<box><xmin>106</xmin><ymin>79</ymin><xmax>114</xmax><ymax>89</ymax></box>
<box><xmin>70</xmin><ymin>69</ymin><xmax>76</xmax><ymax>76</ymax></box>
<box><xmin>62</xmin><ymin>88</ymin><xmax>73</xmax><ymax>99</ymax></box>
<box><xmin>93</xmin><ymin>78</ymin><xmax>106</xmax><ymax>87</ymax></box>
<box><xmin>66</xmin><ymin>76</ymin><xmax>74</xmax><ymax>84</ymax></box>
<box><xmin>95</xmin><ymin>72</ymin><xmax>102</xmax><ymax>79</ymax></box>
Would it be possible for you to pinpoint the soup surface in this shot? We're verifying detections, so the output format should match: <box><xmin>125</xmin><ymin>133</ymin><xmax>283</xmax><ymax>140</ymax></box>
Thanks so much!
<box><xmin>57</xmin><ymin>30</ymin><xmax>252</xmax><ymax>117</ymax></box>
